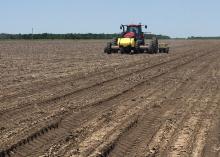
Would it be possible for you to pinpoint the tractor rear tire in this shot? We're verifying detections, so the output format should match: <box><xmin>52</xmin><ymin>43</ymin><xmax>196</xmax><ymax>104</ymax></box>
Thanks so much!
<box><xmin>135</xmin><ymin>43</ymin><xmax>141</xmax><ymax>54</ymax></box>
<box><xmin>129</xmin><ymin>50</ymin><xmax>134</xmax><ymax>55</ymax></box>
<box><xmin>149</xmin><ymin>37</ymin><xmax>158</xmax><ymax>54</ymax></box>
<box><xmin>120</xmin><ymin>47</ymin><xmax>125</xmax><ymax>54</ymax></box>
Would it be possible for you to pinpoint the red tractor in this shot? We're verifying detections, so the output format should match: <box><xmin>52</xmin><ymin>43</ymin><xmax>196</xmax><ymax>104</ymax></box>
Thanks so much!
<box><xmin>104</xmin><ymin>24</ymin><xmax>169</xmax><ymax>54</ymax></box>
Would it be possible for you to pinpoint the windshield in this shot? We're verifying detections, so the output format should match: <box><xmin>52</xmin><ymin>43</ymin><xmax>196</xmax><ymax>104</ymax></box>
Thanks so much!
<box><xmin>126</xmin><ymin>26</ymin><xmax>141</xmax><ymax>34</ymax></box>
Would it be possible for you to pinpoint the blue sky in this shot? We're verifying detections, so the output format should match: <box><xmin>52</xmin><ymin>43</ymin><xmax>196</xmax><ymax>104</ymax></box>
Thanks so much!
<box><xmin>0</xmin><ymin>0</ymin><xmax>220</xmax><ymax>37</ymax></box>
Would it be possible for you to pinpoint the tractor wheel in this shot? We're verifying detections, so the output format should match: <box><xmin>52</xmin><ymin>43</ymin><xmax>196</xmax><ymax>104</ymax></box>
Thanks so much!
<box><xmin>135</xmin><ymin>43</ymin><xmax>141</xmax><ymax>54</ymax></box>
<box><xmin>129</xmin><ymin>49</ymin><xmax>134</xmax><ymax>55</ymax></box>
<box><xmin>105</xmin><ymin>43</ymin><xmax>112</xmax><ymax>54</ymax></box>
<box><xmin>126</xmin><ymin>47</ymin><xmax>132</xmax><ymax>54</ymax></box>
<box><xmin>149</xmin><ymin>36</ymin><xmax>158</xmax><ymax>54</ymax></box>
<box><xmin>120</xmin><ymin>47</ymin><xmax>125</xmax><ymax>54</ymax></box>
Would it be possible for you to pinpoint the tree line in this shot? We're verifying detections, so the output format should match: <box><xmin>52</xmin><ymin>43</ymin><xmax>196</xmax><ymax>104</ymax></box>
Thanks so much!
<box><xmin>188</xmin><ymin>36</ymin><xmax>220</xmax><ymax>39</ymax></box>
<box><xmin>0</xmin><ymin>33</ymin><xmax>170</xmax><ymax>40</ymax></box>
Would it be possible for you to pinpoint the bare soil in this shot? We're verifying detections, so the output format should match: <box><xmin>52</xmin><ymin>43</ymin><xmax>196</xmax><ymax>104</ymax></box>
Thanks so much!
<box><xmin>0</xmin><ymin>40</ymin><xmax>219</xmax><ymax>157</ymax></box>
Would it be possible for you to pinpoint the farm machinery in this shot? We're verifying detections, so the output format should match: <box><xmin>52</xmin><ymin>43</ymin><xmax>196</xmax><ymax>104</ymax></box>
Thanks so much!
<box><xmin>104</xmin><ymin>24</ymin><xmax>169</xmax><ymax>54</ymax></box>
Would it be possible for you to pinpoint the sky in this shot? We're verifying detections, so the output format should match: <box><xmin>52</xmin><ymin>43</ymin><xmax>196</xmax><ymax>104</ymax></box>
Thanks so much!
<box><xmin>0</xmin><ymin>0</ymin><xmax>220</xmax><ymax>37</ymax></box>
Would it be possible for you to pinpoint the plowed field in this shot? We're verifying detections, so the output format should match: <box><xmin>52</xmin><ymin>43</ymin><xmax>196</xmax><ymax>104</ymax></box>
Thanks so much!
<box><xmin>0</xmin><ymin>40</ymin><xmax>219</xmax><ymax>157</ymax></box>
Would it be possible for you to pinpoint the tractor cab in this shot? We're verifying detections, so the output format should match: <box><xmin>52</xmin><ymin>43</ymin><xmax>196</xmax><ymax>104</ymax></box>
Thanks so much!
<box><xmin>120</xmin><ymin>24</ymin><xmax>147</xmax><ymax>39</ymax></box>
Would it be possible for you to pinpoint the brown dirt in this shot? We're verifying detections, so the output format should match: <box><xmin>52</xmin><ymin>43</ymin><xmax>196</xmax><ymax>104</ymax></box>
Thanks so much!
<box><xmin>0</xmin><ymin>40</ymin><xmax>219</xmax><ymax>157</ymax></box>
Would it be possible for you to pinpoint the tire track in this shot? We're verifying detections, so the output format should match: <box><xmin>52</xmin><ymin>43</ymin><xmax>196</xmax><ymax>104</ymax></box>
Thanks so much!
<box><xmin>77</xmin><ymin>49</ymin><xmax>219</xmax><ymax>157</ymax></box>
<box><xmin>170</xmin><ymin>61</ymin><xmax>220</xmax><ymax>157</ymax></box>
<box><xmin>141</xmin><ymin>57</ymin><xmax>220</xmax><ymax>157</ymax></box>
<box><xmin>145</xmin><ymin>81</ymin><xmax>218</xmax><ymax>157</ymax></box>
<box><xmin>0</xmin><ymin>43</ymin><xmax>194</xmax><ymax>102</ymax></box>
<box><xmin>1</xmin><ymin>45</ymin><xmax>216</xmax><ymax>118</ymax></box>
<box><xmin>66</xmin><ymin>49</ymin><xmax>219</xmax><ymax>156</ymax></box>
<box><xmin>0</xmin><ymin>42</ymin><xmax>208</xmax><ymax>110</ymax></box>
<box><xmin>107</xmin><ymin>71</ymin><xmax>209</xmax><ymax>157</ymax></box>
<box><xmin>61</xmin><ymin>54</ymin><xmax>208</xmax><ymax>156</ymax></box>
<box><xmin>167</xmin><ymin>87</ymin><xmax>220</xmax><ymax>157</ymax></box>
<box><xmin>0</xmin><ymin>45</ymin><xmax>217</xmax><ymax>157</ymax></box>
<box><xmin>104</xmin><ymin>51</ymin><xmax>220</xmax><ymax>157</ymax></box>
<box><xmin>145</xmin><ymin>57</ymin><xmax>220</xmax><ymax>157</ymax></box>
<box><xmin>202</xmin><ymin>104</ymin><xmax>220</xmax><ymax>157</ymax></box>
<box><xmin>191</xmin><ymin>99</ymin><xmax>219</xmax><ymax>157</ymax></box>
<box><xmin>0</xmin><ymin>46</ymin><xmax>213</xmax><ymax>134</ymax></box>
<box><xmin>0</xmin><ymin>40</ymin><xmax>197</xmax><ymax>92</ymax></box>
